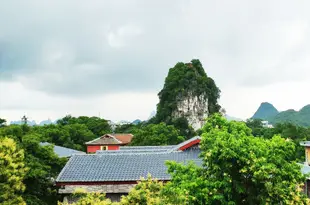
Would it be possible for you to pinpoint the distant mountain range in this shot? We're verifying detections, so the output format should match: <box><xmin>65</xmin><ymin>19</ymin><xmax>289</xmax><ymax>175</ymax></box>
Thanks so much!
<box><xmin>10</xmin><ymin>119</ymin><xmax>55</xmax><ymax>126</ymax></box>
<box><xmin>252</xmin><ymin>102</ymin><xmax>310</xmax><ymax>127</ymax></box>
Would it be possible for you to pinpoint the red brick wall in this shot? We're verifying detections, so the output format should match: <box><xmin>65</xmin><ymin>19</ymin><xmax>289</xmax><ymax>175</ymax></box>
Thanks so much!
<box><xmin>87</xmin><ymin>145</ymin><xmax>100</xmax><ymax>153</ymax></box>
<box><xmin>108</xmin><ymin>145</ymin><xmax>120</xmax><ymax>150</ymax></box>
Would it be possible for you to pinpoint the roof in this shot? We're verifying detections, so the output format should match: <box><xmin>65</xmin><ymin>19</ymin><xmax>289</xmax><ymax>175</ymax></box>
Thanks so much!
<box><xmin>170</xmin><ymin>136</ymin><xmax>201</xmax><ymax>151</ymax></box>
<box><xmin>40</xmin><ymin>142</ymin><xmax>85</xmax><ymax>158</ymax></box>
<box><xmin>113</xmin><ymin>134</ymin><xmax>133</xmax><ymax>144</ymax></box>
<box><xmin>300</xmin><ymin>141</ymin><xmax>310</xmax><ymax>147</ymax></box>
<box><xmin>85</xmin><ymin>134</ymin><xmax>133</xmax><ymax>145</ymax></box>
<box><xmin>57</xmin><ymin>136</ymin><xmax>203</xmax><ymax>183</ymax></box>
<box><xmin>56</xmin><ymin>150</ymin><xmax>201</xmax><ymax>183</ymax></box>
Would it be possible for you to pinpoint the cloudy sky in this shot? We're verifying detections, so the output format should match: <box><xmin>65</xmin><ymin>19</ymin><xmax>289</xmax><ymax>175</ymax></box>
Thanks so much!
<box><xmin>0</xmin><ymin>0</ymin><xmax>310</xmax><ymax>123</ymax></box>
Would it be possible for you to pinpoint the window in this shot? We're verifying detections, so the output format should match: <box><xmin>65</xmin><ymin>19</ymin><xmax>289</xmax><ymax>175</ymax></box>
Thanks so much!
<box><xmin>100</xmin><ymin>146</ymin><xmax>108</xmax><ymax>150</ymax></box>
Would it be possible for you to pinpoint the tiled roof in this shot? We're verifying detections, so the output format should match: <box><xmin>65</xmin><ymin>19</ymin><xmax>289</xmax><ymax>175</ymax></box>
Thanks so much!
<box><xmin>85</xmin><ymin>134</ymin><xmax>122</xmax><ymax>145</ymax></box>
<box><xmin>56</xmin><ymin>150</ymin><xmax>201</xmax><ymax>182</ymax></box>
<box><xmin>40</xmin><ymin>142</ymin><xmax>85</xmax><ymax>158</ymax></box>
<box><xmin>170</xmin><ymin>136</ymin><xmax>201</xmax><ymax>152</ymax></box>
<box><xmin>300</xmin><ymin>141</ymin><xmax>310</xmax><ymax>147</ymax></box>
<box><xmin>113</xmin><ymin>134</ymin><xmax>133</xmax><ymax>144</ymax></box>
<box><xmin>85</xmin><ymin>134</ymin><xmax>133</xmax><ymax>145</ymax></box>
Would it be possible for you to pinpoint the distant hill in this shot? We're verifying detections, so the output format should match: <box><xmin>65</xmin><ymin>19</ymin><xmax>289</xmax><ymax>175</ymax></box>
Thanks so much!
<box><xmin>252</xmin><ymin>103</ymin><xmax>310</xmax><ymax>127</ymax></box>
<box><xmin>252</xmin><ymin>102</ymin><xmax>279</xmax><ymax>119</ymax></box>
<box><xmin>132</xmin><ymin>119</ymin><xmax>142</xmax><ymax>125</ymax></box>
<box><xmin>225</xmin><ymin>115</ymin><xmax>243</xmax><ymax>122</ymax></box>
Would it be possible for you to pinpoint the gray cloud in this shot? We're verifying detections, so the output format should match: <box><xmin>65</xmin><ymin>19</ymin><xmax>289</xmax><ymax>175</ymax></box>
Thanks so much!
<box><xmin>1</xmin><ymin>0</ymin><xmax>310</xmax><ymax>97</ymax></box>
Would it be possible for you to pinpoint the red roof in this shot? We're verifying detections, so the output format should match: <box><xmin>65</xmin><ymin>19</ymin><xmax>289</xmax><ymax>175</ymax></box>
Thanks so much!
<box><xmin>113</xmin><ymin>134</ymin><xmax>133</xmax><ymax>144</ymax></box>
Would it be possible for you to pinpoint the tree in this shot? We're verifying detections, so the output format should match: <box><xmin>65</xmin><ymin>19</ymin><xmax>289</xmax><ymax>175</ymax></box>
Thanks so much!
<box><xmin>130</xmin><ymin>123</ymin><xmax>185</xmax><ymax>146</ymax></box>
<box><xmin>58</xmin><ymin>191</ymin><xmax>113</xmax><ymax>205</ymax></box>
<box><xmin>120</xmin><ymin>175</ymin><xmax>166</xmax><ymax>205</ymax></box>
<box><xmin>0</xmin><ymin>118</ymin><xmax>6</xmax><ymax>127</ymax></box>
<box><xmin>165</xmin><ymin>114</ymin><xmax>309</xmax><ymax>204</ymax></box>
<box><xmin>0</xmin><ymin>137</ymin><xmax>27</xmax><ymax>205</ymax></box>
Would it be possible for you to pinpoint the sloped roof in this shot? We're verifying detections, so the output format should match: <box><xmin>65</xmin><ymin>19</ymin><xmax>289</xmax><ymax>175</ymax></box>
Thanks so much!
<box><xmin>85</xmin><ymin>134</ymin><xmax>133</xmax><ymax>145</ymax></box>
<box><xmin>170</xmin><ymin>136</ymin><xmax>201</xmax><ymax>152</ymax></box>
<box><xmin>85</xmin><ymin>134</ymin><xmax>122</xmax><ymax>145</ymax></box>
<box><xmin>113</xmin><ymin>134</ymin><xmax>133</xmax><ymax>144</ymax></box>
<box><xmin>40</xmin><ymin>142</ymin><xmax>85</xmax><ymax>158</ymax></box>
<box><xmin>56</xmin><ymin>150</ymin><xmax>201</xmax><ymax>182</ymax></box>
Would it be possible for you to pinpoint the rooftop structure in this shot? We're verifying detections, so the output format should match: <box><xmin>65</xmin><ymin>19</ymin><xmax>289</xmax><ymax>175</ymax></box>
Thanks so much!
<box><xmin>56</xmin><ymin>136</ymin><xmax>201</xmax><ymax>201</ymax></box>
<box><xmin>40</xmin><ymin>142</ymin><xmax>85</xmax><ymax>158</ymax></box>
<box><xmin>85</xmin><ymin>134</ymin><xmax>133</xmax><ymax>153</ymax></box>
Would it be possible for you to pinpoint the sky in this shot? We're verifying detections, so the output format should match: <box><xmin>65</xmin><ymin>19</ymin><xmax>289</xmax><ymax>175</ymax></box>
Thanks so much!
<box><xmin>0</xmin><ymin>0</ymin><xmax>310</xmax><ymax>123</ymax></box>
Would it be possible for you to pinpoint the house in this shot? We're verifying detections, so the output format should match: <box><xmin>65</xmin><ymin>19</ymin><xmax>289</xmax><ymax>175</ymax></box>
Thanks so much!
<box><xmin>300</xmin><ymin>141</ymin><xmax>310</xmax><ymax>197</ymax></box>
<box><xmin>85</xmin><ymin>134</ymin><xmax>133</xmax><ymax>153</ymax></box>
<box><xmin>56</xmin><ymin>136</ymin><xmax>201</xmax><ymax>202</ymax></box>
<box><xmin>40</xmin><ymin>142</ymin><xmax>85</xmax><ymax>158</ymax></box>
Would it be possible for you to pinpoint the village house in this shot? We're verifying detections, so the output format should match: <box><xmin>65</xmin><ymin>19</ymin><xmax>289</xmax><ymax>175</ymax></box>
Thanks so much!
<box><xmin>56</xmin><ymin>136</ymin><xmax>201</xmax><ymax>202</ymax></box>
<box><xmin>85</xmin><ymin>133</ymin><xmax>133</xmax><ymax>153</ymax></box>
<box><xmin>299</xmin><ymin>141</ymin><xmax>310</xmax><ymax>197</ymax></box>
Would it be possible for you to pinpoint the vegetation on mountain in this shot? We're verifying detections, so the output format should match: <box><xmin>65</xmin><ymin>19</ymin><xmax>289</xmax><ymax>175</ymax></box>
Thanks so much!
<box><xmin>0</xmin><ymin>137</ymin><xmax>27</xmax><ymax>205</ymax></box>
<box><xmin>154</xmin><ymin>59</ymin><xmax>221</xmax><ymax>133</ymax></box>
<box><xmin>252</xmin><ymin>103</ymin><xmax>310</xmax><ymax>127</ymax></box>
<box><xmin>252</xmin><ymin>102</ymin><xmax>279</xmax><ymax>119</ymax></box>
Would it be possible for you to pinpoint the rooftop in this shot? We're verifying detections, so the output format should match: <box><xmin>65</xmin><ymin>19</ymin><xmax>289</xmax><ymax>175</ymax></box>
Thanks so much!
<box><xmin>56</xmin><ymin>137</ymin><xmax>202</xmax><ymax>183</ymax></box>
<box><xmin>40</xmin><ymin>142</ymin><xmax>85</xmax><ymax>158</ymax></box>
<box><xmin>85</xmin><ymin>134</ymin><xmax>133</xmax><ymax>145</ymax></box>
<box><xmin>300</xmin><ymin>141</ymin><xmax>310</xmax><ymax>147</ymax></box>
<box><xmin>56</xmin><ymin>150</ymin><xmax>201</xmax><ymax>182</ymax></box>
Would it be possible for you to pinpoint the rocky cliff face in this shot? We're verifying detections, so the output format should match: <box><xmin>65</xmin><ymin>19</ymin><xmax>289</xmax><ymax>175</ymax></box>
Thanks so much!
<box><xmin>155</xmin><ymin>59</ymin><xmax>221</xmax><ymax>130</ymax></box>
<box><xmin>172</xmin><ymin>93</ymin><xmax>209</xmax><ymax>130</ymax></box>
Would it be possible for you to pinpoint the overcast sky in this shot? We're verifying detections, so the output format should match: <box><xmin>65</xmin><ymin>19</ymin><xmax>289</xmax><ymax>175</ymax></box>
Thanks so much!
<box><xmin>1</xmin><ymin>0</ymin><xmax>310</xmax><ymax>123</ymax></box>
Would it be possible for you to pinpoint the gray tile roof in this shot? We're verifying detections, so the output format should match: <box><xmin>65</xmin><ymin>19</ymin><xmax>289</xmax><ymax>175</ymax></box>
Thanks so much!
<box><xmin>300</xmin><ymin>141</ymin><xmax>310</xmax><ymax>147</ymax></box>
<box><xmin>40</xmin><ymin>142</ymin><xmax>85</xmax><ymax>158</ymax></box>
<box><xmin>56</xmin><ymin>150</ymin><xmax>201</xmax><ymax>182</ymax></box>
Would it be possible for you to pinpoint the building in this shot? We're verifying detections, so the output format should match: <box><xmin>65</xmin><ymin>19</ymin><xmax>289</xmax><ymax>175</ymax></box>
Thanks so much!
<box><xmin>56</xmin><ymin>136</ymin><xmax>201</xmax><ymax>202</ymax></box>
<box><xmin>85</xmin><ymin>134</ymin><xmax>133</xmax><ymax>153</ymax></box>
<box><xmin>299</xmin><ymin>141</ymin><xmax>310</xmax><ymax>197</ymax></box>
<box><xmin>40</xmin><ymin>142</ymin><xmax>85</xmax><ymax>158</ymax></box>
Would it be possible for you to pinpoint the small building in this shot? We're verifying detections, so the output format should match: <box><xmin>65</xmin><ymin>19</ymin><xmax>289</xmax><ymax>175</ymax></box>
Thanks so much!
<box><xmin>40</xmin><ymin>142</ymin><xmax>85</xmax><ymax>158</ymax></box>
<box><xmin>299</xmin><ymin>141</ymin><xmax>310</xmax><ymax>197</ymax></box>
<box><xmin>85</xmin><ymin>134</ymin><xmax>133</xmax><ymax>153</ymax></box>
<box><xmin>56</xmin><ymin>136</ymin><xmax>201</xmax><ymax>202</ymax></box>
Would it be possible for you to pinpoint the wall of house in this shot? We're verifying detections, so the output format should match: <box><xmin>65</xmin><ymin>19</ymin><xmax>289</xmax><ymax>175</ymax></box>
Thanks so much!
<box><xmin>306</xmin><ymin>147</ymin><xmax>310</xmax><ymax>165</ymax></box>
<box><xmin>108</xmin><ymin>145</ymin><xmax>120</xmax><ymax>150</ymax></box>
<box><xmin>87</xmin><ymin>145</ymin><xmax>100</xmax><ymax>153</ymax></box>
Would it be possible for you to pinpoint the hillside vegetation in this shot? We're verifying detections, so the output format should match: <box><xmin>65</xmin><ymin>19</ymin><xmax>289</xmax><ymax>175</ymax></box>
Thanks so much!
<box><xmin>252</xmin><ymin>103</ymin><xmax>310</xmax><ymax>127</ymax></box>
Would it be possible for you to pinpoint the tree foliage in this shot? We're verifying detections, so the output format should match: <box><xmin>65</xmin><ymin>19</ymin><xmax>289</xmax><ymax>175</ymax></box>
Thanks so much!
<box><xmin>130</xmin><ymin>122</ymin><xmax>185</xmax><ymax>146</ymax></box>
<box><xmin>0</xmin><ymin>137</ymin><xmax>27</xmax><ymax>205</ymax></box>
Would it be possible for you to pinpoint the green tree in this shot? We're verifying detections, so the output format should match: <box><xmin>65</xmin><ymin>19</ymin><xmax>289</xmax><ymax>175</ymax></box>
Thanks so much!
<box><xmin>0</xmin><ymin>118</ymin><xmax>6</xmax><ymax>127</ymax></box>
<box><xmin>120</xmin><ymin>175</ymin><xmax>166</xmax><ymax>205</ymax></box>
<box><xmin>165</xmin><ymin>114</ymin><xmax>309</xmax><ymax>204</ymax></box>
<box><xmin>130</xmin><ymin>123</ymin><xmax>185</xmax><ymax>146</ymax></box>
<box><xmin>0</xmin><ymin>137</ymin><xmax>27</xmax><ymax>205</ymax></box>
